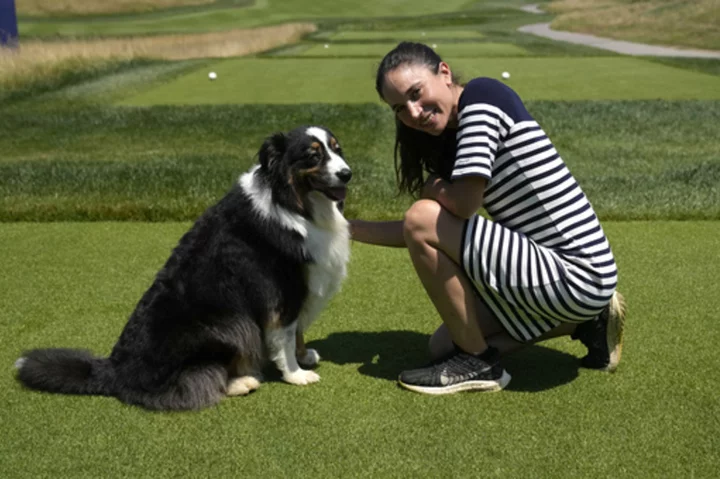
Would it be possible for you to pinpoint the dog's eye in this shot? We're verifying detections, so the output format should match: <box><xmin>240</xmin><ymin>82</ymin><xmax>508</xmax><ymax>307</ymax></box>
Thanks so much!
<box><xmin>309</xmin><ymin>142</ymin><xmax>324</xmax><ymax>156</ymax></box>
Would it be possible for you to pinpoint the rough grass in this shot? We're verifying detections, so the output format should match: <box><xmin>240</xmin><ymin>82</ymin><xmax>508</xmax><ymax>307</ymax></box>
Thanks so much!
<box><xmin>1</xmin><ymin>100</ymin><xmax>718</xmax><ymax>222</ymax></box>
<box><xmin>547</xmin><ymin>0</ymin><xmax>720</xmax><ymax>50</ymax></box>
<box><xmin>1</xmin><ymin>221</ymin><xmax>719</xmax><ymax>478</ymax></box>
<box><xmin>0</xmin><ymin>23</ymin><xmax>316</xmax><ymax>102</ymax></box>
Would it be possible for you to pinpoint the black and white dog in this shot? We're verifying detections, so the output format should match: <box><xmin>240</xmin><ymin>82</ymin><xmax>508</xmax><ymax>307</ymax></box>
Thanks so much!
<box><xmin>15</xmin><ymin>126</ymin><xmax>352</xmax><ymax>411</ymax></box>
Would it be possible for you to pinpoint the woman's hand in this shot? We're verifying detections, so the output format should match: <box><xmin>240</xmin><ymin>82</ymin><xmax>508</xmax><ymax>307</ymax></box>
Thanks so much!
<box><xmin>420</xmin><ymin>175</ymin><xmax>486</xmax><ymax>219</ymax></box>
<box><xmin>420</xmin><ymin>175</ymin><xmax>443</xmax><ymax>200</ymax></box>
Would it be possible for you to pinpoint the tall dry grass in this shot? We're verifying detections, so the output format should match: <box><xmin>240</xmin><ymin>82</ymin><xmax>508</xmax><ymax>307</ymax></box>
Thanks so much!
<box><xmin>17</xmin><ymin>0</ymin><xmax>217</xmax><ymax>16</ymax></box>
<box><xmin>547</xmin><ymin>0</ymin><xmax>720</xmax><ymax>50</ymax></box>
<box><xmin>0</xmin><ymin>23</ymin><xmax>316</xmax><ymax>93</ymax></box>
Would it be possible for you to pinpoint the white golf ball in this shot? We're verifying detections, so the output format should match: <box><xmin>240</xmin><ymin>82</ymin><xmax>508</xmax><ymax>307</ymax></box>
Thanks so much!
<box><xmin>324</xmin><ymin>44</ymin><xmax>329</xmax><ymax>48</ymax></box>
<box><xmin>432</xmin><ymin>43</ymin><xmax>437</xmax><ymax>49</ymax></box>
<box><xmin>208</xmin><ymin>71</ymin><xmax>217</xmax><ymax>80</ymax></box>
<box><xmin>502</xmin><ymin>71</ymin><xmax>510</xmax><ymax>79</ymax></box>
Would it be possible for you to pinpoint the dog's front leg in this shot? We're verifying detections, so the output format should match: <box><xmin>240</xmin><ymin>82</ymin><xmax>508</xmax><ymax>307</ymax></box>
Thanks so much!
<box><xmin>266</xmin><ymin>322</ymin><xmax>320</xmax><ymax>385</ymax></box>
<box><xmin>296</xmin><ymin>330</ymin><xmax>320</xmax><ymax>368</ymax></box>
<box><xmin>295</xmin><ymin>293</ymin><xmax>326</xmax><ymax>368</ymax></box>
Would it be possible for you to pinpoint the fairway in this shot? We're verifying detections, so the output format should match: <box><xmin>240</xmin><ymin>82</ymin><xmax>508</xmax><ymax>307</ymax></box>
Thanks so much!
<box><xmin>18</xmin><ymin>0</ymin><xmax>499</xmax><ymax>37</ymax></box>
<box><xmin>321</xmin><ymin>29</ymin><xmax>486</xmax><ymax>41</ymax></box>
<box><xmin>1</xmin><ymin>221</ymin><xmax>718</xmax><ymax>477</ymax></box>
<box><xmin>290</xmin><ymin>42</ymin><xmax>528</xmax><ymax>58</ymax></box>
<box><xmin>119</xmin><ymin>56</ymin><xmax>720</xmax><ymax>105</ymax></box>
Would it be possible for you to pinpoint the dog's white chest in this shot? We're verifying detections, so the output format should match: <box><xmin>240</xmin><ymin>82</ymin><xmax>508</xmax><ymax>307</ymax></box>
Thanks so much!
<box><xmin>304</xmin><ymin>223</ymin><xmax>350</xmax><ymax>298</ymax></box>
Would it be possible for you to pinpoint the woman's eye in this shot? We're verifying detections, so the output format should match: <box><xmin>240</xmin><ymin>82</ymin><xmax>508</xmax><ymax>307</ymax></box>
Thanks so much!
<box><xmin>410</xmin><ymin>88</ymin><xmax>421</xmax><ymax>100</ymax></box>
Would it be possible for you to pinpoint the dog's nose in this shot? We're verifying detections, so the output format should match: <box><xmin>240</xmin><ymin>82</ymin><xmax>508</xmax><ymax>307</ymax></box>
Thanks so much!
<box><xmin>336</xmin><ymin>168</ymin><xmax>352</xmax><ymax>184</ymax></box>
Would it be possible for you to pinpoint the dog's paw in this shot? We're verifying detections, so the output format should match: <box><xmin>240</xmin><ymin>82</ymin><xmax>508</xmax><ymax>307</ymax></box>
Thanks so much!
<box><xmin>297</xmin><ymin>348</ymin><xmax>321</xmax><ymax>368</ymax></box>
<box><xmin>227</xmin><ymin>376</ymin><xmax>262</xmax><ymax>396</ymax></box>
<box><xmin>283</xmin><ymin>369</ymin><xmax>321</xmax><ymax>386</ymax></box>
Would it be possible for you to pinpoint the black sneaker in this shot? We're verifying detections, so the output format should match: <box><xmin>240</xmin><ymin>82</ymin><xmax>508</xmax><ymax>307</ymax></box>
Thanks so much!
<box><xmin>572</xmin><ymin>291</ymin><xmax>627</xmax><ymax>372</ymax></box>
<box><xmin>398</xmin><ymin>346</ymin><xmax>511</xmax><ymax>395</ymax></box>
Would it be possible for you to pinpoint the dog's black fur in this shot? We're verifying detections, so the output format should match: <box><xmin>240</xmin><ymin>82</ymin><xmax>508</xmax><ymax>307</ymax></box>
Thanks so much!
<box><xmin>16</xmin><ymin>125</ymin><xmax>351</xmax><ymax>411</ymax></box>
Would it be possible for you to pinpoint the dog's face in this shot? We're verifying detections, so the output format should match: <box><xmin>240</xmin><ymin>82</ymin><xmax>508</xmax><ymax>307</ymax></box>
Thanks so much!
<box><xmin>258</xmin><ymin>126</ymin><xmax>352</xmax><ymax>214</ymax></box>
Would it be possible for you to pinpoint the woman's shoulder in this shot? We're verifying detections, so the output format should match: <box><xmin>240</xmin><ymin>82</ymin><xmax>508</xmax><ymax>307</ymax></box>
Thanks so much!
<box><xmin>459</xmin><ymin>77</ymin><xmax>531</xmax><ymax>121</ymax></box>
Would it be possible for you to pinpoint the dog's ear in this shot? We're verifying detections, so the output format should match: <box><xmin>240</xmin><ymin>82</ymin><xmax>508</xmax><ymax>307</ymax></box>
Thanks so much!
<box><xmin>258</xmin><ymin>132</ymin><xmax>287</xmax><ymax>170</ymax></box>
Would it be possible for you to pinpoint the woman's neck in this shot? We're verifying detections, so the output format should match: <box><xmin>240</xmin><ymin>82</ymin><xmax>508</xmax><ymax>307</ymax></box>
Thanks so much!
<box><xmin>446</xmin><ymin>83</ymin><xmax>465</xmax><ymax>130</ymax></box>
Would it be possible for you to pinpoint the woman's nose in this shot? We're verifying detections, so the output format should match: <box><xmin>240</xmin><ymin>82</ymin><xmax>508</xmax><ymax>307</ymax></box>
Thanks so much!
<box><xmin>407</xmin><ymin>101</ymin><xmax>422</xmax><ymax>119</ymax></box>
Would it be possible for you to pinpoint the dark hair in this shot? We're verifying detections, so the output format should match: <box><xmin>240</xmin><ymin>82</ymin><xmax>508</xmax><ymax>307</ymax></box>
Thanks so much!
<box><xmin>375</xmin><ymin>42</ymin><xmax>460</xmax><ymax>197</ymax></box>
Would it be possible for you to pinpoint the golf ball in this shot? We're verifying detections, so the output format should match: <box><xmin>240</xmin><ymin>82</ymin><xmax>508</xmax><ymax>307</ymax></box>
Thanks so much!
<box><xmin>324</xmin><ymin>44</ymin><xmax>329</xmax><ymax>48</ymax></box>
<box><xmin>432</xmin><ymin>43</ymin><xmax>437</xmax><ymax>49</ymax></box>
<box><xmin>502</xmin><ymin>71</ymin><xmax>510</xmax><ymax>79</ymax></box>
<box><xmin>208</xmin><ymin>71</ymin><xmax>217</xmax><ymax>80</ymax></box>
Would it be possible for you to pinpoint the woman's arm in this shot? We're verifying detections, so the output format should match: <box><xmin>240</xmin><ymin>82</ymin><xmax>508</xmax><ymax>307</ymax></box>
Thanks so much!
<box><xmin>349</xmin><ymin>219</ymin><xmax>406</xmax><ymax>247</ymax></box>
<box><xmin>421</xmin><ymin>175</ymin><xmax>486</xmax><ymax>219</ymax></box>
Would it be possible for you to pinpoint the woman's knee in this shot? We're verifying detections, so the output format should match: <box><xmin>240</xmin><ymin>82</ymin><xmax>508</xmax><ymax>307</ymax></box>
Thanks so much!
<box><xmin>403</xmin><ymin>199</ymin><xmax>441</xmax><ymax>245</ymax></box>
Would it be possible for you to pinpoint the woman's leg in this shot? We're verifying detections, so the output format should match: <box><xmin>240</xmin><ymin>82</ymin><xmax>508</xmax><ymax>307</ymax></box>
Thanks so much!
<box><xmin>429</xmin><ymin>321</ymin><xmax>577</xmax><ymax>361</ymax></box>
<box><xmin>403</xmin><ymin>199</ymin><xmax>505</xmax><ymax>355</ymax></box>
<box><xmin>403</xmin><ymin>199</ymin><xmax>581</xmax><ymax>360</ymax></box>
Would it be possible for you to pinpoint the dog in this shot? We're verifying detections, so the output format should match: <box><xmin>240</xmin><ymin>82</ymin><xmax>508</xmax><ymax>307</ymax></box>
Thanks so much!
<box><xmin>15</xmin><ymin>125</ymin><xmax>352</xmax><ymax>411</ymax></box>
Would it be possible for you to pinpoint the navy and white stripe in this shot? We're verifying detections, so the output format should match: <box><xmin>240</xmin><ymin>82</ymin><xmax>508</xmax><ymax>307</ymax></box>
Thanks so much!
<box><xmin>453</xmin><ymin>78</ymin><xmax>617</xmax><ymax>342</ymax></box>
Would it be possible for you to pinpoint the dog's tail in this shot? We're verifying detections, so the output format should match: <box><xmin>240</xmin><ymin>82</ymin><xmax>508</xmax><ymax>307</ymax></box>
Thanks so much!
<box><xmin>15</xmin><ymin>348</ymin><xmax>115</xmax><ymax>397</ymax></box>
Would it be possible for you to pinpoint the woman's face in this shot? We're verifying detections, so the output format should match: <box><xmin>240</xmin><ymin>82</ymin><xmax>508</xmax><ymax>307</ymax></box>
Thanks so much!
<box><xmin>381</xmin><ymin>62</ymin><xmax>460</xmax><ymax>136</ymax></box>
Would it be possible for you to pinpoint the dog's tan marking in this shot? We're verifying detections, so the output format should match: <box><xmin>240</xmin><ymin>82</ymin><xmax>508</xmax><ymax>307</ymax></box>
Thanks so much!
<box><xmin>286</xmin><ymin>172</ymin><xmax>307</xmax><ymax>213</ymax></box>
<box><xmin>266</xmin><ymin>311</ymin><xmax>283</xmax><ymax>330</ymax></box>
<box><xmin>329</xmin><ymin>136</ymin><xmax>338</xmax><ymax>150</ymax></box>
<box><xmin>310</xmin><ymin>141</ymin><xmax>321</xmax><ymax>151</ymax></box>
<box><xmin>229</xmin><ymin>354</ymin><xmax>255</xmax><ymax>377</ymax></box>
<box><xmin>298</xmin><ymin>165</ymin><xmax>322</xmax><ymax>176</ymax></box>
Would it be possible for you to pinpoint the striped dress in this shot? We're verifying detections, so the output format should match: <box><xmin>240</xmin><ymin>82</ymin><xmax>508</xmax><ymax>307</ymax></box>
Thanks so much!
<box><xmin>452</xmin><ymin>78</ymin><xmax>617</xmax><ymax>343</ymax></box>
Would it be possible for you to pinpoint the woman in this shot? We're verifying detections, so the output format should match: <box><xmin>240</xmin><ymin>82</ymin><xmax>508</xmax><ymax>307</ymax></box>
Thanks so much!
<box><xmin>350</xmin><ymin>42</ymin><xmax>626</xmax><ymax>395</ymax></box>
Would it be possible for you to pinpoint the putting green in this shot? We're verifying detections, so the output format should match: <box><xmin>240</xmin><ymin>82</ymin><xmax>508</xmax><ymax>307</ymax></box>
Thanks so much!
<box><xmin>321</xmin><ymin>29</ymin><xmax>485</xmax><ymax>41</ymax></box>
<box><xmin>119</xmin><ymin>57</ymin><xmax>720</xmax><ymax>106</ymax></box>
<box><xmin>291</xmin><ymin>42</ymin><xmax>527</xmax><ymax>58</ymax></box>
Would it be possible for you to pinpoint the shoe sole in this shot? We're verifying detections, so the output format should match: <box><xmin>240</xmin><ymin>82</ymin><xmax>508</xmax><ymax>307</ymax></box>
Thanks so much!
<box><xmin>398</xmin><ymin>370</ymin><xmax>512</xmax><ymax>395</ymax></box>
<box><xmin>604</xmin><ymin>291</ymin><xmax>627</xmax><ymax>373</ymax></box>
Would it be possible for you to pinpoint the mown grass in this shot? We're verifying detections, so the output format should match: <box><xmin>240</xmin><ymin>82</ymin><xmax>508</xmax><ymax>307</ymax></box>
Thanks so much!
<box><xmin>17</xmin><ymin>1</ymin><xmax>522</xmax><ymax>37</ymax></box>
<box><xmin>289</xmin><ymin>42</ymin><xmax>529</xmax><ymax>58</ymax></box>
<box><xmin>117</xmin><ymin>56</ymin><xmax>720</xmax><ymax>106</ymax></box>
<box><xmin>547</xmin><ymin>0</ymin><xmax>720</xmax><ymax>50</ymax></box>
<box><xmin>317</xmin><ymin>29</ymin><xmax>486</xmax><ymax>41</ymax></box>
<box><xmin>1</xmin><ymin>100</ymin><xmax>718</xmax><ymax>221</ymax></box>
<box><xmin>1</xmin><ymin>221</ymin><xmax>718</xmax><ymax>477</ymax></box>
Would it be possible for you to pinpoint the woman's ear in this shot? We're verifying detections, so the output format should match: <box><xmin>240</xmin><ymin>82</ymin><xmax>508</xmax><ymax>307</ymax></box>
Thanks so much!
<box><xmin>438</xmin><ymin>61</ymin><xmax>453</xmax><ymax>85</ymax></box>
<box><xmin>258</xmin><ymin>132</ymin><xmax>286</xmax><ymax>170</ymax></box>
